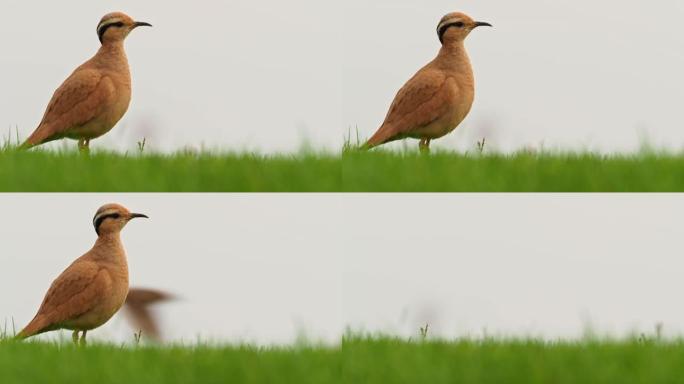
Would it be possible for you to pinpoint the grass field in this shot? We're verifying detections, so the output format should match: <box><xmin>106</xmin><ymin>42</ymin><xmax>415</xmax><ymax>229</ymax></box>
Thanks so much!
<box><xmin>1</xmin><ymin>336</ymin><xmax>683</xmax><ymax>383</ymax></box>
<box><xmin>2</xmin><ymin>149</ymin><xmax>684</xmax><ymax>191</ymax></box>
<box><xmin>0</xmin><ymin>150</ymin><xmax>340</xmax><ymax>192</ymax></box>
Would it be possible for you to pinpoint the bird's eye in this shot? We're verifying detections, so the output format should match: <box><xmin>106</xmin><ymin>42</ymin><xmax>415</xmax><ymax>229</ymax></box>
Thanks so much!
<box><xmin>110</xmin><ymin>213</ymin><xmax>121</xmax><ymax>219</ymax></box>
<box><xmin>454</xmin><ymin>22</ymin><xmax>465</xmax><ymax>28</ymax></box>
<box><xmin>111</xmin><ymin>22</ymin><xmax>125</xmax><ymax>28</ymax></box>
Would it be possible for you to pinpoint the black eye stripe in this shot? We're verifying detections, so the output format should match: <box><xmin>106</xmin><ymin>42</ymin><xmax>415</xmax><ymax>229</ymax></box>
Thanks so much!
<box><xmin>97</xmin><ymin>21</ymin><xmax>126</xmax><ymax>43</ymax></box>
<box><xmin>438</xmin><ymin>21</ymin><xmax>466</xmax><ymax>43</ymax></box>
<box><xmin>93</xmin><ymin>213</ymin><xmax>122</xmax><ymax>235</ymax></box>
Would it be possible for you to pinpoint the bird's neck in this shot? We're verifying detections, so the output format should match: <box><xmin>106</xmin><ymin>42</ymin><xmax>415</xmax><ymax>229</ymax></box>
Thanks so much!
<box><xmin>93</xmin><ymin>233</ymin><xmax>127</xmax><ymax>264</ymax></box>
<box><xmin>93</xmin><ymin>41</ymin><xmax>130</xmax><ymax>71</ymax></box>
<box><xmin>437</xmin><ymin>41</ymin><xmax>473</xmax><ymax>73</ymax></box>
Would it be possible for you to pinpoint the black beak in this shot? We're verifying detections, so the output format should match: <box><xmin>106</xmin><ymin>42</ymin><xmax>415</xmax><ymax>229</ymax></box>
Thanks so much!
<box><xmin>133</xmin><ymin>21</ymin><xmax>153</xmax><ymax>28</ymax></box>
<box><xmin>474</xmin><ymin>21</ymin><xmax>493</xmax><ymax>28</ymax></box>
<box><xmin>129</xmin><ymin>213</ymin><xmax>149</xmax><ymax>220</ymax></box>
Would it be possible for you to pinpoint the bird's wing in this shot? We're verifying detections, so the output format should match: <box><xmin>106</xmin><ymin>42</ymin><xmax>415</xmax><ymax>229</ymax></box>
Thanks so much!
<box><xmin>124</xmin><ymin>303</ymin><xmax>159</xmax><ymax>340</ymax></box>
<box><xmin>34</xmin><ymin>260</ymin><xmax>110</xmax><ymax>327</ymax></box>
<box><xmin>124</xmin><ymin>288</ymin><xmax>175</xmax><ymax>341</ymax></box>
<box><xmin>28</xmin><ymin>69</ymin><xmax>116</xmax><ymax>143</ymax></box>
<box><xmin>367</xmin><ymin>67</ymin><xmax>454</xmax><ymax>146</ymax></box>
<box><xmin>125</xmin><ymin>288</ymin><xmax>174</xmax><ymax>305</ymax></box>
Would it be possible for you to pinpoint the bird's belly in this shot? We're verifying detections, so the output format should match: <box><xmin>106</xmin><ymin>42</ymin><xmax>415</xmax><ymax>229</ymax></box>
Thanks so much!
<box><xmin>411</xmin><ymin>103</ymin><xmax>472</xmax><ymax>139</ymax></box>
<box><xmin>410</xmin><ymin>83</ymin><xmax>474</xmax><ymax>140</ymax></box>
<box><xmin>62</xmin><ymin>280</ymin><xmax>129</xmax><ymax>331</ymax></box>
<box><xmin>65</xmin><ymin>93</ymin><xmax>131</xmax><ymax>140</ymax></box>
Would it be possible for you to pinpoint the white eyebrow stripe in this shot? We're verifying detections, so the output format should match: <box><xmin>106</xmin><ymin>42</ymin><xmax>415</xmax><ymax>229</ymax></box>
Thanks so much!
<box><xmin>93</xmin><ymin>209</ymin><xmax>118</xmax><ymax>226</ymax></box>
<box><xmin>437</xmin><ymin>19</ymin><xmax>463</xmax><ymax>31</ymax></box>
<box><xmin>97</xmin><ymin>18</ymin><xmax>124</xmax><ymax>31</ymax></box>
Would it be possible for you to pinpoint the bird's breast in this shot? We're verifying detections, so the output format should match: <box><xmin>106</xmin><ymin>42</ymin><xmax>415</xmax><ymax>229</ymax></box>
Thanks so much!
<box><xmin>68</xmin><ymin>76</ymin><xmax>132</xmax><ymax>140</ymax></box>
<box><xmin>95</xmin><ymin>267</ymin><xmax>129</xmax><ymax>325</ymax></box>
<box><xmin>418</xmin><ymin>77</ymin><xmax>474</xmax><ymax>139</ymax></box>
<box><xmin>446</xmin><ymin>78</ymin><xmax>474</xmax><ymax>126</ymax></box>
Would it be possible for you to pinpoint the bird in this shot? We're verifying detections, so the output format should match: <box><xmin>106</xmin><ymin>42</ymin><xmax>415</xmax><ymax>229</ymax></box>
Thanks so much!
<box><xmin>123</xmin><ymin>288</ymin><xmax>175</xmax><ymax>342</ymax></box>
<box><xmin>20</xmin><ymin>12</ymin><xmax>152</xmax><ymax>152</ymax></box>
<box><xmin>16</xmin><ymin>204</ymin><xmax>148</xmax><ymax>345</ymax></box>
<box><xmin>363</xmin><ymin>12</ymin><xmax>491</xmax><ymax>152</ymax></box>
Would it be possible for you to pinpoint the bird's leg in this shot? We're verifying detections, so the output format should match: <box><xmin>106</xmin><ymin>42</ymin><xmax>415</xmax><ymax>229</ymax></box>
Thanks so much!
<box><xmin>72</xmin><ymin>330</ymin><xmax>80</xmax><ymax>344</ymax></box>
<box><xmin>419</xmin><ymin>139</ymin><xmax>431</xmax><ymax>153</ymax></box>
<box><xmin>77</xmin><ymin>139</ymin><xmax>90</xmax><ymax>154</ymax></box>
<box><xmin>80</xmin><ymin>330</ymin><xmax>87</xmax><ymax>346</ymax></box>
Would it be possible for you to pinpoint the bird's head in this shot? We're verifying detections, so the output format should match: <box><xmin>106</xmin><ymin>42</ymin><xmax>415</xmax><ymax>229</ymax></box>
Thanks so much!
<box><xmin>93</xmin><ymin>203</ymin><xmax>148</xmax><ymax>236</ymax></box>
<box><xmin>437</xmin><ymin>12</ymin><xmax>491</xmax><ymax>45</ymax></box>
<box><xmin>96</xmin><ymin>12</ymin><xmax>152</xmax><ymax>45</ymax></box>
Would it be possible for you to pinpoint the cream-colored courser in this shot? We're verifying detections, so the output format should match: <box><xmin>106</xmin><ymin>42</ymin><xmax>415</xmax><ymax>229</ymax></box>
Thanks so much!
<box><xmin>17</xmin><ymin>204</ymin><xmax>148</xmax><ymax>344</ymax></box>
<box><xmin>364</xmin><ymin>12</ymin><xmax>491</xmax><ymax>152</ymax></box>
<box><xmin>21</xmin><ymin>12</ymin><xmax>151</xmax><ymax>151</ymax></box>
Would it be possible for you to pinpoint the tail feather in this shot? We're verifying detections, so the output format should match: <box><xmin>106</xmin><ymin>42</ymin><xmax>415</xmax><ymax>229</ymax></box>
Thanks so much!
<box><xmin>18</xmin><ymin>140</ymin><xmax>35</xmax><ymax>151</ymax></box>
<box><xmin>363</xmin><ymin>125</ymin><xmax>396</xmax><ymax>150</ymax></box>
<box><xmin>18</xmin><ymin>126</ymin><xmax>52</xmax><ymax>150</ymax></box>
<box><xmin>15</xmin><ymin>316</ymin><xmax>49</xmax><ymax>340</ymax></box>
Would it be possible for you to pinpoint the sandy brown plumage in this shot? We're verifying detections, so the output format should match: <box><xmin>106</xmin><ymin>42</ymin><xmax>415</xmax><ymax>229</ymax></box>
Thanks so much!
<box><xmin>364</xmin><ymin>12</ymin><xmax>491</xmax><ymax>152</ymax></box>
<box><xmin>17</xmin><ymin>204</ymin><xmax>148</xmax><ymax>344</ymax></box>
<box><xmin>20</xmin><ymin>12</ymin><xmax>151</xmax><ymax>151</ymax></box>
<box><xmin>124</xmin><ymin>288</ymin><xmax>175</xmax><ymax>341</ymax></box>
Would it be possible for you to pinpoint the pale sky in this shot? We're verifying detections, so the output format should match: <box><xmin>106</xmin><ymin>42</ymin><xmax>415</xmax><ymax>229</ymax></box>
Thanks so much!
<box><xmin>3</xmin><ymin>194</ymin><xmax>684</xmax><ymax>344</ymax></box>
<box><xmin>2</xmin><ymin>1</ymin><xmax>683</xmax><ymax>152</ymax></box>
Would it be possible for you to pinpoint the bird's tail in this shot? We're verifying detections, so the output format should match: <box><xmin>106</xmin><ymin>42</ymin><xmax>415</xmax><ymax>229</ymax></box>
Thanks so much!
<box><xmin>13</xmin><ymin>332</ymin><xmax>27</xmax><ymax>341</ymax></box>
<box><xmin>14</xmin><ymin>316</ymin><xmax>47</xmax><ymax>341</ymax></box>
<box><xmin>17</xmin><ymin>126</ymin><xmax>52</xmax><ymax>150</ymax></box>
<box><xmin>359</xmin><ymin>142</ymin><xmax>373</xmax><ymax>151</ymax></box>
<box><xmin>17</xmin><ymin>140</ymin><xmax>35</xmax><ymax>151</ymax></box>
<box><xmin>361</xmin><ymin>124</ymin><xmax>398</xmax><ymax>151</ymax></box>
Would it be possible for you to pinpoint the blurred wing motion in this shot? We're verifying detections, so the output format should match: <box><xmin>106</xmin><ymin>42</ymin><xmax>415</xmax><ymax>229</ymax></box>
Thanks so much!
<box><xmin>124</xmin><ymin>288</ymin><xmax>175</xmax><ymax>341</ymax></box>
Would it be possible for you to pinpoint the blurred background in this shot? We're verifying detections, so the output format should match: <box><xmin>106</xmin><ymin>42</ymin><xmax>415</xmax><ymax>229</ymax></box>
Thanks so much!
<box><xmin>2</xmin><ymin>1</ymin><xmax>684</xmax><ymax>152</ymax></box>
<box><xmin>2</xmin><ymin>194</ymin><xmax>684</xmax><ymax>344</ymax></box>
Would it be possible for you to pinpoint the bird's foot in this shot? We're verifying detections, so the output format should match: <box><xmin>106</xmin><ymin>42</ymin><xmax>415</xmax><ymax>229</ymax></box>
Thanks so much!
<box><xmin>77</xmin><ymin>139</ymin><xmax>90</xmax><ymax>155</ymax></box>
<box><xmin>419</xmin><ymin>139</ymin><xmax>431</xmax><ymax>154</ymax></box>
<box><xmin>72</xmin><ymin>330</ymin><xmax>87</xmax><ymax>346</ymax></box>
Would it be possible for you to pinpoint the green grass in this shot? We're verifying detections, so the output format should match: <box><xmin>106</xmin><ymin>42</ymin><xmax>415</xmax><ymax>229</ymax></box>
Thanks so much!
<box><xmin>343</xmin><ymin>150</ymin><xmax>684</xmax><ymax>192</ymax></box>
<box><xmin>3</xmin><ymin>149</ymin><xmax>684</xmax><ymax>191</ymax></box>
<box><xmin>343</xmin><ymin>336</ymin><xmax>684</xmax><ymax>383</ymax></box>
<box><xmin>0</xmin><ymin>150</ymin><xmax>340</xmax><ymax>192</ymax></box>
<box><xmin>0</xmin><ymin>339</ymin><xmax>339</xmax><ymax>384</ymax></box>
<box><xmin>2</xmin><ymin>336</ymin><xmax>684</xmax><ymax>383</ymax></box>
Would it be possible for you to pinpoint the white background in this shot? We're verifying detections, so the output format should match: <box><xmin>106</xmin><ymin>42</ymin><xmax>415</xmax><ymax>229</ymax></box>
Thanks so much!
<box><xmin>2</xmin><ymin>194</ymin><xmax>683</xmax><ymax>344</ymax></box>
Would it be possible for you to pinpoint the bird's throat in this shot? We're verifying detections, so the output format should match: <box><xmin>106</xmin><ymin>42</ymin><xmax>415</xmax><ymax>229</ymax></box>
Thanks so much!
<box><xmin>437</xmin><ymin>42</ymin><xmax>472</xmax><ymax>72</ymax></box>
<box><xmin>94</xmin><ymin>42</ymin><xmax>129</xmax><ymax>70</ymax></box>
